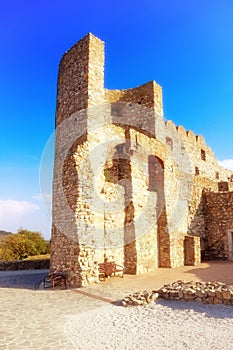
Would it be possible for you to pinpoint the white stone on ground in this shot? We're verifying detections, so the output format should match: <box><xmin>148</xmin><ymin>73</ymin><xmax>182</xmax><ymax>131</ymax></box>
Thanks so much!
<box><xmin>63</xmin><ymin>299</ymin><xmax>233</xmax><ymax>350</ymax></box>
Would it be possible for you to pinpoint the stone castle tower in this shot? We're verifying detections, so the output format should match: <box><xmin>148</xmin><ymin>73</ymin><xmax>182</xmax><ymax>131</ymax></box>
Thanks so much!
<box><xmin>50</xmin><ymin>33</ymin><xmax>233</xmax><ymax>287</ymax></box>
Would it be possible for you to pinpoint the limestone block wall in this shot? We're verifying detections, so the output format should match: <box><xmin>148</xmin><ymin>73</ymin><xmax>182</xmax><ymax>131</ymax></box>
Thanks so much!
<box><xmin>164</xmin><ymin>121</ymin><xmax>233</xmax><ymax>253</ymax></box>
<box><xmin>56</xmin><ymin>33</ymin><xmax>104</xmax><ymax>126</ymax></box>
<box><xmin>51</xmin><ymin>33</ymin><xmax>233</xmax><ymax>287</ymax></box>
<box><xmin>51</xmin><ymin>34</ymin><xmax>105</xmax><ymax>286</ymax></box>
<box><xmin>203</xmin><ymin>191</ymin><xmax>233</xmax><ymax>259</ymax></box>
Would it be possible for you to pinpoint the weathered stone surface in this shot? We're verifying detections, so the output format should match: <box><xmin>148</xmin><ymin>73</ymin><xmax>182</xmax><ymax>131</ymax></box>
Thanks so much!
<box><xmin>158</xmin><ymin>280</ymin><xmax>233</xmax><ymax>306</ymax></box>
<box><xmin>51</xmin><ymin>33</ymin><xmax>233</xmax><ymax>287</ymax></box>
<box><xmin>203</xmin><ymin>191</ymin><xmax>233</xmax><ymax>260</ymax></box>
<box><xmin>222</xmin><ymin>290</ymin><xmax>232</xmax><ymax>300</ymax></box>
<box><xmin>122</xmin><ymin>280</ymin><xmax>233</xmax><ymax>307</ymax></box>
<box><xmin>213</xmin><ymin>297</ymin><xmax>222</xmax><ymax>304</ymax></box>
<box><xmin>121</xmin><ymin>290</ymin><xmax>159</xmax><ymax>307</ymax></box>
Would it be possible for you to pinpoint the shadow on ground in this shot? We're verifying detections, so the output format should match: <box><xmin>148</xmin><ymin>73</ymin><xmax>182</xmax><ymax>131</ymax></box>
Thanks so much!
<box><xmin>0</xmin><ymin>270</ymin><xmax>49</xmax><ymax>289</ymax></box>
<box><xmin>155</xmin><ymin>298</ymin><xmax>233</xmax><ymax>320</ymax></box>
<box><xmin>183</xmin><ymin>261</ymin><xmax>233</xmax><ymax>285</ymax></box>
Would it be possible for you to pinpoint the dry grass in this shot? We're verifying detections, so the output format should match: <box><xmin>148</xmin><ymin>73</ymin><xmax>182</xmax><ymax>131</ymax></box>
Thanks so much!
<box><xmin>23</xmin><ymin>254</ymin><xmax>50</xmax><ymax>260</ymax></box>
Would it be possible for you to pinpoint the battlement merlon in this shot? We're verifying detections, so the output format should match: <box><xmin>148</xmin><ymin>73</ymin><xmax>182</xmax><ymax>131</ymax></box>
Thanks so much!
<box><xmin>55</xmin><ymin>33</ymin><xmax>163</xmax><ymax>127</ymax></box>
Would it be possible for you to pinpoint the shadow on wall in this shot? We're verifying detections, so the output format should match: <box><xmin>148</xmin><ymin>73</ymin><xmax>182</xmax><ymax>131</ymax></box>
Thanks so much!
<box><xmin>105</xmin><ymin>128</ymin><xmax>170</xmax><ymax>271</ymax></box>
<box><xmin>187</xmin><ymin>193</ymin><xmax>209</xmax><ymax>263</ymax></box>
<box><xmin>104</xmin><ymin>127</ymin><xmax>137</xmax><ymax>274</ymax></box>
<box><xmin>50</xmin><ymin>136</ymin><xmax>84</xmax><ymax>287</ymax></box>
<box><xmin>188</xmin><ymin>190</ymin><xmax>230</xmax><ymax>262</ymax></box>
<box><xmin>148</xmin><ymin>155</ymin><xmax>170</xmax><ymax>268</ymax></box>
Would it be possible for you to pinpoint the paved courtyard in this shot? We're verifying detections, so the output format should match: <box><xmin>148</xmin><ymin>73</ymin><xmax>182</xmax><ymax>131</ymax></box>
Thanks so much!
<box><xmin>1</xmin><ymin>261</ymin><xmax>233</xmax><ymax>349</ymax></box>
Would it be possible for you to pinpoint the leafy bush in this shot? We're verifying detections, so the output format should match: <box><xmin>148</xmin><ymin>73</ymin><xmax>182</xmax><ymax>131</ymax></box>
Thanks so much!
<box><xmin>0</xmin><ymin>228</ymin><xmax>50</xmax><ymax>261</ymax></box>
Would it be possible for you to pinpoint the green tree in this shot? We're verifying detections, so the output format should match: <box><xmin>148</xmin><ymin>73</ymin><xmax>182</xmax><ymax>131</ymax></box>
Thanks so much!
<box><xmin>17</xmin><ymin>229</ymin><xmax>48</xmax><ymax>254</ymax></box>
<box><xmin>0</xmin><ymin>229</ymin><xmax>49</xmax><ymax>261</ymax></box>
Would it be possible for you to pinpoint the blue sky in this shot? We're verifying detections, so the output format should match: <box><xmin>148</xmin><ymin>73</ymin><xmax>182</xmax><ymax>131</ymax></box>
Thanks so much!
<box><xmin>0</xmin><ymin>0</ymin><xmax>232</xmax><ymax>238</ymax></box>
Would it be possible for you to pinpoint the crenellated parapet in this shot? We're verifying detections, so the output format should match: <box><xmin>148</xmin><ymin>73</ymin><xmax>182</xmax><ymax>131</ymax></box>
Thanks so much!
<box><xmin>165</xmin><ymin>119</ymin><xmax>232</xmax><ymax>182</ymax></box>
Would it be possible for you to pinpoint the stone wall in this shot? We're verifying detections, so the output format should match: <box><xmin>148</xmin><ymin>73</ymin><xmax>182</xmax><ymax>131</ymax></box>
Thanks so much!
<box><xmin>0</xmin><ymin>259</ymin><xmax>50</xmax><ymax>271</ymax></box>
<box><xmin>51</xmin><ymin>33</ymin><xmax>233</xmax><ymax>287</ymax></box>
<box><xmin>203</xmin><ymin>191</ymin><xmax>233</xmax><ymax>260</ymax></box>
<box><xmin>122</xmin><ymin>280</ymin><xmax>233</xmax><ymax>306</ymax></box>
<box><xmin>56</xmin><ymin>33</ymin><xmax>104</xmax><ymax>126</ymax></box>
<box><xmin>157</xmin><ymin>280</ymin><xmax>233</xmax><ymax>306</ymax></box>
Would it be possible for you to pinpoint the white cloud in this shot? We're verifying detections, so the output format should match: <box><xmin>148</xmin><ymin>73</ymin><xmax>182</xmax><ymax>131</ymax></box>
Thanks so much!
<box><xmin>0</xmin><ymin>200</ymin><xmax>39</xmax><ymax>218</ymax></box>
<box><xmin>0</xmin><ymin>198</ymin><xmax>52</xmax><ymax>238</ymax></box>
<box><xmin>218</xmin><ymin>159</ymin><xmax>233</xmax><ymax>170</ymax></box>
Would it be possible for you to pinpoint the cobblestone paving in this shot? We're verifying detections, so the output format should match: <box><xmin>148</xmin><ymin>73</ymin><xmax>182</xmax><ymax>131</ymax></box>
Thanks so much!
<box><xmin>0</xmin><ymin>284</ymin><xmax>107</xmax><ymax>348</ymax></box>
<box><xmin>1</xmin><ymin>262</ymin><xmax>233</xmax><ymax>349</ymax></box>
<box><xmin>0</xmin><ymin>271</ymin><xmax>128</xmax><ymax>350</ymax></box>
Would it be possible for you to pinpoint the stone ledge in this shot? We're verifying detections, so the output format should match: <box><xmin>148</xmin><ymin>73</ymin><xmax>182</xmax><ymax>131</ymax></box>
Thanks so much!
<box><xmin>158</xmin><ymin>280</ymin><xmax>233</xmax><ymax>306</ymax></box>
<box><xmin>0</xmin><ymin>259</ymin><xmax>50</xmax><ymax>271</ymax></box>
<box><xmin>122</xmin><ymin>280</ymin><xmax>233</xmax><ymax>307</ymax></box>
<box><xmin>122</xmin><ymin>290</ymin><xmax>159</xmax><ymax>306</ymax></box>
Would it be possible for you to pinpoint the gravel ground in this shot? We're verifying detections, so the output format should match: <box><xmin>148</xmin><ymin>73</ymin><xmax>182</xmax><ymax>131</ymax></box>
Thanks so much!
<box><xmin>63</xmin><ymin>299</ymin><xmax>233</xmax><ymax>350</ymax></box>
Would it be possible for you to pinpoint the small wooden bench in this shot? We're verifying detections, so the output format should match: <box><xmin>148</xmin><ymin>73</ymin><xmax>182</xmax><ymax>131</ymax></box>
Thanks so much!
<box><xmin>43</xmin><ymin>271</ymin><xmax>67</xmax><ymax>289</ymax></box>
<box><xmin>98</xmin><ymin>262</ymin><xmax>124</xmax><ymax>281</ymax></box>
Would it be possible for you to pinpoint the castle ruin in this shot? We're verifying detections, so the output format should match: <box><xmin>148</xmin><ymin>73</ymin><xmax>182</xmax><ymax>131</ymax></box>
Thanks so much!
<box><xmin>50</xmin><ymin>33</ymin><xmax>233</xmax><ymax>287</ymax></box>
